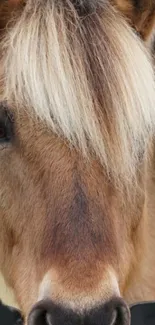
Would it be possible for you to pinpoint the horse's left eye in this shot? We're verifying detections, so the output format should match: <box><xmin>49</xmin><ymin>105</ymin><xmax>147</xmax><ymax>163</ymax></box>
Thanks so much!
<box><xmin>0</xmin><ymin>103</ymin><xmax>14</xmax><ymax>144</ymax></box>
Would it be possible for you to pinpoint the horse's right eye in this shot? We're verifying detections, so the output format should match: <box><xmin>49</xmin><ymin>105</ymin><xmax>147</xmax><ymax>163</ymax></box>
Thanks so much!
<box><xmin>0</xmin><ymin>103</ymin><xmax>14</xmax><ymax>144</ymax></box>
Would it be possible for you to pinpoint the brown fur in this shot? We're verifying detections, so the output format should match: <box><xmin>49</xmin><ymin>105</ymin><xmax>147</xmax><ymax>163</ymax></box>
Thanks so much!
<box><xmin>0</xmin><ymin>2</ymin><xmax>12</xmax><ymax>31</ymax></box>
<box><xmin>0</xmin><ymin>112</ymin><xmax>145</xmax><ymax>313</ymax></box>
<box><xmin>0</xmin><ymin>0</ymin><xmax>155</xmax><ymax>321</ymax></box>
<box><xmin>112</xmin><ymin>0</ymin><xmax>155</xmax><ymax>40</ymax></box>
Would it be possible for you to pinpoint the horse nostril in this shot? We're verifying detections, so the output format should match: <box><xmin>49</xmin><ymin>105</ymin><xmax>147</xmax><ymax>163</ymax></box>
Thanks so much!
<box><xmin>114</xmin><ymin>300</ymin><xmax>130</xmax><ymax>325</ymax></box>
<box><xmin>27</xmin><ymin>300</ymin><xmax>81</xmax><ymax>325</ymax></box>
<box><xmin>84</xmin><ymin>298</ymin><xmax>130</xmax><ymax>325</ymax></box>
<box><xmin>28</xmin><ymin>307</ymin><xmax>50</xmax><ymax>325</ymax></box>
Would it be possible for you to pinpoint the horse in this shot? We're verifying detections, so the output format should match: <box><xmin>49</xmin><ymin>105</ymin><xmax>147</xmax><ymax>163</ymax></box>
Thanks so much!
<box><xmin>0</xmin><ymin>0</ymin><xmax>155</xmax><ymax>324</ymax></box>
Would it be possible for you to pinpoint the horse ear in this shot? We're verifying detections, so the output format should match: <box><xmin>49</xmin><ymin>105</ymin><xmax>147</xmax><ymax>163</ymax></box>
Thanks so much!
<box><xmin>112</xmin><ymin>0</ymin><xmax>155</xmax><ymax>41</ymax></box>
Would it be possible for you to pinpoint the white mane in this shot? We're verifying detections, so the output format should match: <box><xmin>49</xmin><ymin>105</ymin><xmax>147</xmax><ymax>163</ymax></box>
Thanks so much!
<box><xmin>1</xmin><ymin>0</ymin><xmax>155</xmax><ymax>187</ymax></box>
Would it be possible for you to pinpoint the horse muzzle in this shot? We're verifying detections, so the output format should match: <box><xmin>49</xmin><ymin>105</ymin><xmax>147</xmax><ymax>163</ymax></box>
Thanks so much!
<box><xmin>27</xmin><ymin>297</ymin><xmax>130</xmax><ymax>325</ymax></box>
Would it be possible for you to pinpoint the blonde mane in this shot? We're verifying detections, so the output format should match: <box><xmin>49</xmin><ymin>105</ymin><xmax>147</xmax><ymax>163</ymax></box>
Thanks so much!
<box><xmin>1</xmin><ymin>0</ymin><xmax>155</xmax><ymax>187</ymax></box>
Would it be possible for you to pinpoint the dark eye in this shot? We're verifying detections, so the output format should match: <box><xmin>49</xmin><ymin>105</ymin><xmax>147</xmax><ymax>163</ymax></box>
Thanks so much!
<box><xmin>0</xmin><ymin>102</ymin><xmax>14</xmax><ymax>144</ymax></box>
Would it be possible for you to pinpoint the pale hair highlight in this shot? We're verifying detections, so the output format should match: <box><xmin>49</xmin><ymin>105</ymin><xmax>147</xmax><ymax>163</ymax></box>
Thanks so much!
<box><xmin>1</xmin><ymin>0</ymin><xmax>155</xmax><ymax>187</ymax></box>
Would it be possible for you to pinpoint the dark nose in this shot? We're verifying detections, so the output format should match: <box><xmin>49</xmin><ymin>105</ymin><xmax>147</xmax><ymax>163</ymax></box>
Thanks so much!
<box><xmin>84</xmin><ymin>298</ymin><xmax>130</xmax><ymax>325</ymax></box>
<box><xmin>28</xmin><ymin>298</ymin><xmax>130</xmax><ymax>325</ymax></box>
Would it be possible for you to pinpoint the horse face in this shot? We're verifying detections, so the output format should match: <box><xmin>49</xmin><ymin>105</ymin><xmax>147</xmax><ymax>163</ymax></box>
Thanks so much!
<box><xmin>0</xmin><ymin>0</ymin><xmax>155</xmax><ymax>324</ymax></box>
<box><xmin>0</xmin><ymin>106</ymin><xmax>136</xmax><ymax>314</ymax></box>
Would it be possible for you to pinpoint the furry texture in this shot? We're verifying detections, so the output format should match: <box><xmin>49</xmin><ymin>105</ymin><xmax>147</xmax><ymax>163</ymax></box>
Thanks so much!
<box><xmin>112</xmin><ymin>0</ymin><xmax>155</xmax><ymax>40</ymax></box>
<box><xmin>1</xmin><ymin>0</ymin><xmax>155</xmax><ymax>317</ymax></box>
<box><xmin>1</xmin><ymin>0</ymin><xmax>155</xmax><ymax>188</ymax></box>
